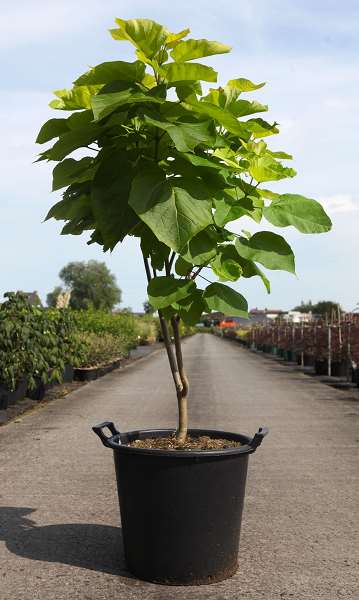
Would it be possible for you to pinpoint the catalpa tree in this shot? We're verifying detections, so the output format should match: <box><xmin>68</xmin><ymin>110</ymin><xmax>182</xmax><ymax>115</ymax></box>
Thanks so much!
<box><xmin>36</xmin><ymin>18</ymin><xmax>331</xmax><ymax>441</ymax></box>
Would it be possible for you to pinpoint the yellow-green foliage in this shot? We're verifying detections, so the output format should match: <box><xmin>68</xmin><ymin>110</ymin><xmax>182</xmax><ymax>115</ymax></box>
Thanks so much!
<box><xmin>76</xmin><ymin>331</ymin><xmax>124</xmax><ymax>367</ymax></box>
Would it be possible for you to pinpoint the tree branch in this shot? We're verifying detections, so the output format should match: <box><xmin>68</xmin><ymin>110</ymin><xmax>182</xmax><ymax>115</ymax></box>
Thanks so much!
<box><xmin>169</xmin><ymin>251</ymin><xmax>176</xmax><ymax>270</ymax></box>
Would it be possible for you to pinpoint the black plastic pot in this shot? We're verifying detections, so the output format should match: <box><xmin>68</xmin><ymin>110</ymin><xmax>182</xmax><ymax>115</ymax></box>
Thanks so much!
<box><xmin>330</xmin><ymin>361</ymin><xmax>347</xmax><ymax>377</ymax></box>
<box><xmin>315</xmin><ymin>359</ymin><xmax>328</xmax><ymax>375</ymax></box>
<box><xmin>93</xmin><ymin>422</ymin><xmax>268</xmax><ymax>585</ymax></box>
<box><xmin>75</xmin><ymin>359</ymin><xmax>121</xmax><ymax>382</ymax></box>
<box><xmin>74</xmin><ymin>366</ymin><xmax>99</xmax><ymax>381</ymax></box>
<box><xmin>297</xmin><ymin>353</ymin><xmax>314</xmax><ymax>367</ymax></box>
<box><xmin>0</xmin><ymin>378</ymin><xmax>27</xmax><ymax>409</ymax></box>
<box><xmin>63</xmin><ymin>364</ymin><xmax>74</xmax><ymax>383</ymax></box>
<box><xmin>27</xmin><ymin>380</ymin><xmax>47</xmax><ymax>401</ymax></box>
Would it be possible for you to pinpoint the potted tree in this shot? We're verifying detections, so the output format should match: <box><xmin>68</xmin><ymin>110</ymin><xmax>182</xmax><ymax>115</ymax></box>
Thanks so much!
<box><xmin>36</xmin><ymin>17</ymin><xmax>332</xmax><ymax>584</ymax></box>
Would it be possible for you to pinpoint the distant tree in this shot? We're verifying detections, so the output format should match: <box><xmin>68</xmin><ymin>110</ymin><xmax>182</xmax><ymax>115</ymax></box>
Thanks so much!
<box><xmin>293</xmin><ymin>300</ymin><xmax>313</xmax><ymax>313</ymax></box>
<box><xmin>47</xmin><ymin>286</ymin><xmax>64</xmax><ymax>308</ymax></box>
<box><xmin>143</xmin><ymin>301</ymin><xmax>155</xmax><ymax>315</ymax></box>
<box><xmin>314</xmin><ymin>300</ymin><xmax>342</xmax><ymax>317</ymax></box>
<box><xmin>293</xmin><ymin>299</ymin><xmax>341</xmax><ymax>316</ymax></box>
<box><xmin>58</xmin><ymin>261</ymin><xmax>121</xmax><ymax>311</ymax></box>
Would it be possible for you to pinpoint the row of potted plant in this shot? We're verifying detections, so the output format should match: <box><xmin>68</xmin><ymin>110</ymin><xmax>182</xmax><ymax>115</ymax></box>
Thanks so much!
<box><xmin>228</xmin><ymin>317</ymin><xmax>359</xmax><ymax>382</ymax></box>
<box><xmin>0</xmin><ymin>295</ymin><xmax>166</xmax><ymax>410</ymax></box>
<box><xmin>0</xmin><ymin>292</ymin><xmax>83</xmax><ymax>409</ymax></box>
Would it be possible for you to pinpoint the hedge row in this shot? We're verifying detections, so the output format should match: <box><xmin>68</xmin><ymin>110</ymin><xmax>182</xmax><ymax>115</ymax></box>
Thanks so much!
<box><xmin>0</xmin><ymin>293</ymin><xmax>160</xmax><ymax>393</ymax></box>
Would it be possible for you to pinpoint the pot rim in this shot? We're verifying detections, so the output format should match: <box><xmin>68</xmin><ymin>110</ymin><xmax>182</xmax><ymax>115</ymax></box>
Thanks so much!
<box><xmin>93</xmin><ymin>423</ymin><xmax>268</xmax><ymax>458</ymax></box>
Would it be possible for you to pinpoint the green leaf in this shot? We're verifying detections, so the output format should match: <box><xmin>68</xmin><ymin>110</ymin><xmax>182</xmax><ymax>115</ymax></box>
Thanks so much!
<box><xmin>148</xmin><ymin>276</ymin><xmax>195</xmax><ymax>309</ymax></box>
<box><xmin>52</xmin><ymin>157</ymin><xmax>94</xmax><ymax>191</ymax></box>
<box><xmin>50</xmin><ymin>86</ymin><xmax>101</xmax><ymax>110</ymax></box>
<box><xmin>110</xmin><ymin>18</ymin><xmax>168</xmax><ymax>58</ymax></box>
<box><xmin>36</xmin><ymin>119</ymin><xmax>69</xmax><ymax>144</ymax></box>
<box><xmin>45</xmin><ymin>191</ymin><xmax>90</xmax><ymax>222</ymax></box>
<box><xmin>257</xmin><ymin>188</ymin><xmax>280</xmax><ymax>200</ymax></box>
<box><xmin>74</xmin><ymin>60</ymin><xmax>145</xmax><ymax>86</ymax></box>
<box><xmin>204</xmin><ymin>282</ymin><xmax>248</xmax><ymax>317</ymax></box>
<box><xmin>139</xmin><ymin>226</ymin><xmax>170</xmax><ymax>271</ymax></box>
<box><xmin>211</xmin><ymin>246</ymin><xmax>243</xmax><ymax>281</ymax></box>
<box><xmin>182</xmin><ymin>100</ymin><xmax>250</xmax><ymax>140</ymax></box>
<box><xmin>45</xmin><ymin>188</ymin><xmax>94</xmax><ymax>236</ymax></box>
<box><xmin>230</xmin><ymin>99</ymin><xmax>268</xmax><ymax>118</ymax></box>
<box><xmin>165</xmin><ymin>28</ymin><xmax>190</xmax><ymax>48</ymax></box>
<box><xmin>170</xmin><ymin>39</ymin><xmax>231</xmax><ymax>62</ymax></box>
<box><xmin>91</xmin><ymin>149</ymin><xmax>139</xmax><ymax>249</ymax></box>
<box><xmin>245</xmin><ymin>118</ymin><xmax>279</xmax><ymax>138</ymax></box>
<box><xmin>129</xmin><ymin>166</ymin><xmax>213</xmax><ymax>251</ymax></box>
<box><xmin>161</xmin><ymin>62</ymin><xmax>217</xmax><ymax>83</ymax></box>
<box><xmin>214</xmin><ymin>189</ymin><xmax>263</xmax><ymax>226</ymax></box>
<box><xmin>175</xmin><ymin>290</ymin><xmax>206</xmax><ymax>325</ymax></box>
<box><xmin>175</xmin><ymin>256</ymin><xmax>192</xmax><ymax>276</ymax></box>
<box><xmin>249</xmin><ymin>155</ymin><xmax>296</xmax><ymax>182</ymax></box>
<box><xmin>226</xmin><ymin>78</ymin><xmax>266</xmax><ymax>94</ymax></box>
<box><xmin>41</xmin><ymin>125</ymin><xmax>100</xmax><ymax>161</ymax></box>
<box><xmin>234</xmin><ymin>254</ymin><xmax>270</xmax><ymax>293</ymax></box>
<box><xmin>91</xmin><ymin>88</ymin><xmax>164</xmax><ymax>120</ymax></box>
<box><xmin>235</xmin><ymin>232</ymin><xmax>295</xmax><ymax>273</ymax></box>
<box><xmin>180</xmin><ymin>152</ymin><xmax>224</xmax><ymax>170</ymax></box>
<box><xmin>180</xmin><ymin>227</ymin><xmax>218</xmax><ymax>265</ymax></box>
<box><xmin>144</xmin><ymin>114</ymin><xmax>216</xmax><ymax>152</ymax></box>
<box><xmin>263</xmin><ymin>194</ymin><xmax>332</xmax><ymax>234</ymax></box>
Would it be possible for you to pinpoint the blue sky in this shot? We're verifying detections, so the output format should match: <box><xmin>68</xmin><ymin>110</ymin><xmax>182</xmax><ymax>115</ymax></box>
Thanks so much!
<box><xmin>1</xmin><ymin>0</ymin><xmax>359</xmax><ymax>311</ymax></box>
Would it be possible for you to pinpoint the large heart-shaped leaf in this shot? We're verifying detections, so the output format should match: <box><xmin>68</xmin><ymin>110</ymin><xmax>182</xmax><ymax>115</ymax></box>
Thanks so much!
<box><xmin>161</xmin><ymin>62</ymin><xmax>217</xmax><ymax>83</ymax></box>
<box><xmin>144</xmin><ymin>114</ymin><xmax>216</xmax><ymax>152</ymax></box>
<box><xmin>204</xmin><ymin>282</ymin><xmax>248</xmax><ymax>317</ymax></box>
<box><xmin>249</xmin><ymin>155</ymin><xmax>296</xmax><ymax>182</ymax></box>
<box><xmin>50</xmin><ymin>86</ymin><xmax>101</xmax><ymax>110</ymax></box>
<box><xmin>52</xmin><ymin>157</ymin><xmax>94</xmax><ymax>191</ymax></box>
<box><xmin>91</xmin><ymin>89</ymin><xmax>164</xmax><ymax>121</ymax></box>
<box><xmin>91</xmin><ymin>150</ymin><xmax>139</xmax><ymax>250</ymax></box>
<box><xmin>180</xmin><ymin>227</ymin><xmax>219</xmax><ymax>265</ymax></box>
<box><xmin>235</xmin><ymin>231</ymin><xmax>295</xmax><ymax>273</ymax></box>
<box><xmin>74</xmin><ymin>60</ymin><xmax>146</xmax><ymax>86</ymax></box>
<box><xmin>264</xmin><ymin>194</ymin><xmax>332</xmax><ymax>233</ymax></box>
<box><xmin>36</xmin><ymin>119</ymin><xmax>68</xmax><ymax>144</ymax></box>
<box><xmin>170</xmin><ymin>39</ymin><xmax>231</xmax><ymax>62</ymax></box>
<box><xmin>110</xmin><ymin>18</ymin><xmax>168</xmax><ymax>58</ymax></box>
<box><xmin>129</xmin><ymin>166</ymin><xmax>213</xmax><ymax>251</ymax></box>
<box><xmin>148</xmin><ymin>276</ymin><xmax>195</xmax><ymax>308</ymax></box>
<box><xmin>182</xmin><ymin>100</ymin><xmax>250</xmax><ymax>140</ymax></box>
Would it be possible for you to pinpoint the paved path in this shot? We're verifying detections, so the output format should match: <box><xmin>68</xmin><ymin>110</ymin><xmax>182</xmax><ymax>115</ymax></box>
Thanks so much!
<box><xmin>1</xmin><ymin>334</ymin><xmax>358</xmax><ymax>600</ymax></box>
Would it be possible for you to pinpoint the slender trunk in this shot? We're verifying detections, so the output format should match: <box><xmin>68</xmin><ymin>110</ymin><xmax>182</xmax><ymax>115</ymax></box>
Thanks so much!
<box><xmin>143</xmin><ymin>255</ymin><xmax>188</xmax><ymax>442</ymax></box>
<box><xmin>158</xmin><ymin>310</ymin><xmax>183</xmax><ymax>398</ymax></box>
<box><xmin>171</xmin><ymin>316</ymin><xmax>189</xmax><ymax>442</ymax></box>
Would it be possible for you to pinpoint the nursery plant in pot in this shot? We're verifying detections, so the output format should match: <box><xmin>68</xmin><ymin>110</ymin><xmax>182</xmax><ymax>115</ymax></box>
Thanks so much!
<box><xmin>0</xmin><ymin>293</ymin><xmax>48</xmax><ymax>408</ymax></box>
<box><xmin>36</xmin><ymin>17</ymin><xmax>332</xmax><ymax>584</ymax></box>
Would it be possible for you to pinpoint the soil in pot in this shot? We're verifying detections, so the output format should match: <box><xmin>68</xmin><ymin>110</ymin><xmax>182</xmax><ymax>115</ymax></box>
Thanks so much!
<box><xmin>129</xmin><ymin>435</ymin><xmax>242</xmax><ymax>451</ymax></box>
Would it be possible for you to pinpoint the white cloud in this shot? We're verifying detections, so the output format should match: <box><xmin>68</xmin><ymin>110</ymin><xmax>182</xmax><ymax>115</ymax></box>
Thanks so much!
<box><xmin>319</xmin><ymin>194</ymin><xmax>359</xmax><ymax>214</ymax></box>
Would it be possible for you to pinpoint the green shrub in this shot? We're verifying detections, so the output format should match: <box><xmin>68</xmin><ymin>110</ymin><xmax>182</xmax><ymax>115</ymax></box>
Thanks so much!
<box><xmin>74</xmin><ymin>310</ymin><xmax>139</xmax><ymax>353</ymax></box>
<box><xmin>136</xmin><ymin>315</ymin><xmax>159</xmax><ymax>345</ymax></box>
<box><xmin>0</xmin><ymin>293</ymin><xmax>82</xmax><ymax>391</ymax></box>
<box><xmin>76</xmin><ymin>332</ymin><xmax>124</xmax><ymax>367</ymax></box>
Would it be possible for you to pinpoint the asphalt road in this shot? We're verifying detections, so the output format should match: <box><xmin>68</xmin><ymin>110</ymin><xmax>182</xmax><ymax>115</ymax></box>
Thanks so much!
<box><xmin>1</xmin><ymin>334</ymin><xmax>358</xmax><ymax>600</ymax></box>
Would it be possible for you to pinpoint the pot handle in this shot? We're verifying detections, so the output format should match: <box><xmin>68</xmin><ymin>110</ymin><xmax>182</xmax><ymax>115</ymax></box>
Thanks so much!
<box><xmin>92</xmin><ymin>421</ymin><xmax>120</xmax><ymax>448</ymax></box>
<box><xmin>249</xmin><ymin>426</ymin><xmax>269</xmax><ymax>451</ymax></box>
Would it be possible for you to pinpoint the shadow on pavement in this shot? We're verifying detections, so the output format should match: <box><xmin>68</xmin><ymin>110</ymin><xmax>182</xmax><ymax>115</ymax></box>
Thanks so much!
<box><xmin>0</xmin><ymin>506</ymin><xmax>131</xmax><ymax>577</ymax></box>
